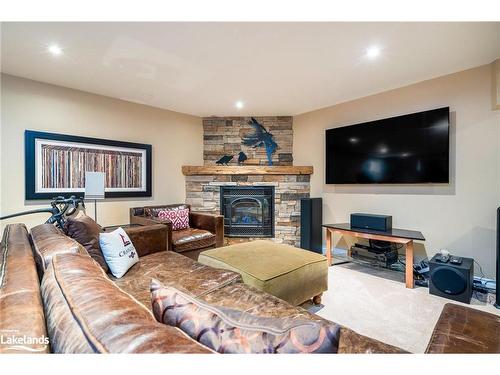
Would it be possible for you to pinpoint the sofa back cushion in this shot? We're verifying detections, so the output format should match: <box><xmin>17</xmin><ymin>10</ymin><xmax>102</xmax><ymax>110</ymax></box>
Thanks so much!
<box><xmin>64</xmin><ymin>212</ymin><xmax>108</xmax><ymax>272</ymax></box>
<box><xmin>31</xmin><ymin>224</ymin><xmax>88</xmax><ymax>276</ymax></box>
<box><xmin>0</xmin><ymin>224</ymin><xmax>49</xmax><ymax>353</ymax></box>
<box><xmin>41</xmin><ymin>253</ymin><xmax>213</xmax><ymax>353</ymax></box>
<box><xmin>151</xmin><ymin>279</ymin><xmax>340</xmax><ymax>354</ymax></box>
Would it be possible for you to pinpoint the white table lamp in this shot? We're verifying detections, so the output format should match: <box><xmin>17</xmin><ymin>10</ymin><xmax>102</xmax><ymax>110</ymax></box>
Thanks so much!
<box><xmin>85</xmin><ymin>172</ymin><xmax>105</xmax><ymax>222</ymax></box>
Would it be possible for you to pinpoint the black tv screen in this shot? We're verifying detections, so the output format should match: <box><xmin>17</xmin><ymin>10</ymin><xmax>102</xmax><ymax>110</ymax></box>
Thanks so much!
<box><xmin>325</xmin><ymin>107</ymin><xmax>450</xmax><ymax>184</ymax></box>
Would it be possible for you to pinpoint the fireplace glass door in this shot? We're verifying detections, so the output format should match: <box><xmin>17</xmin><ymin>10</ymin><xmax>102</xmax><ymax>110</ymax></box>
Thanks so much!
<box><xmin>220</xmin><ymin>186</ymin><xmax>274</xmax><ymax>237</ymax></box>
<box><xmin>231</xmin><ymin>198</ymin><xmax>262</xmax><ymax>225</ymax></box>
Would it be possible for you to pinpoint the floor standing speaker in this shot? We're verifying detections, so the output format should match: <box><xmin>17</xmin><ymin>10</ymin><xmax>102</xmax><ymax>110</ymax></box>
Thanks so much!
<box><xmin>495</xmin><ymin>208</ymin><xmax>500</xmax><ymax>308</ymax></box>
<box><xmin>300</xmin><ymin>198</ymin><xmax>322</xmax><ymax>254</ymax></box>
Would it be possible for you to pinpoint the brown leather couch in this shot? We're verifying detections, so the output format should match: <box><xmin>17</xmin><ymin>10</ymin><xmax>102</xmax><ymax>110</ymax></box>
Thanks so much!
<box><xmin>1</xmin><ymin>222</ymin><xmax>499</xmax><ymax>354</ymax></box>
<box><xmin>130</xmin><ymin>204</ymin><xmax>224</xmax><ymax>260</ymax></box>
<box><xmin>0</xmin><ymin>224</ymin><xmax>49</xmax><ymax>353</ymax></box>
<box><xmin>42</xmin><ymin>252</ymin><xmax>212</xmax><ymax>353</ymax></box>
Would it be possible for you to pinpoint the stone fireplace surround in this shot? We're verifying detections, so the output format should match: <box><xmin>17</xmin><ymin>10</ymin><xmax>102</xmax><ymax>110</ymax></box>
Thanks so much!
<box><xmin>183</xmin><ymin>166</ymin><xmax>313</xmax><ymax>246</ymax></box>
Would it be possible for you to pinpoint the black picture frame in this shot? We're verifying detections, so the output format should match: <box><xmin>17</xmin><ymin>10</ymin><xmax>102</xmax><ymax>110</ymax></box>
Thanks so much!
<box><xmin>25</xmin><ymin>130</ymin><xmax>152</xmax><ymax>200</ymax></box>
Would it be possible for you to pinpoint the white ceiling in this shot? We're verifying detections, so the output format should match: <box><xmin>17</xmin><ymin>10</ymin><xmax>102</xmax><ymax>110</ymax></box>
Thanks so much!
<box><xmin>1</xmin><ymin>22</ymin><xmax>499</xmax><ymax>116</ymax></box>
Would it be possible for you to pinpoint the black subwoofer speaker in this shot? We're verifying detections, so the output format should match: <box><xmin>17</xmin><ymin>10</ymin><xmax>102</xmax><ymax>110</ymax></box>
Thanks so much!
<box><xmin>300</xmin><ymin>198</ymin><xmax>322</xmax><ymax>254</ymax></box>
<box><xmin>429</xmin><ymin>255</ymin><xmax>473</xmax><ymax>304</ymax></box>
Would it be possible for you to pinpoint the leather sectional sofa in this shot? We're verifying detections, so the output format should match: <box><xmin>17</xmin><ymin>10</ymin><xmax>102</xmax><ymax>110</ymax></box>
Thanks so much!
<box><xmin>1</xmin><ymin>222</ymin><xmax>499</xmax><ymax>353</ymax></box>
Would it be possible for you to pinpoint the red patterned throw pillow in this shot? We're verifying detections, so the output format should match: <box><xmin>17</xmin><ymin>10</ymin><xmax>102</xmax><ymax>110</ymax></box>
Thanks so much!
<box><xmin>158</xmin><ymin>208</ymin><xmax>189</xmax><ymax>230</ymax></box>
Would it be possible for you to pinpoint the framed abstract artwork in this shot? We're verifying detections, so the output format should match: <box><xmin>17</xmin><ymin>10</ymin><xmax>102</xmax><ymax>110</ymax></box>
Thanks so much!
<box><xmin>25</xmin><ymin>130</ymin><xmax>152</xmax><ymax>200</ymax></box>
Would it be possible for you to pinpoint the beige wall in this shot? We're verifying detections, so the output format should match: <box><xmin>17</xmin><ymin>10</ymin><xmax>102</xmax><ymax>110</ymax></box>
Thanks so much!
<box><xmin>294</xmin><ymin>64</ymin><xmax>500</xmax><ymax>278</ymax></box>
<box><xmin>0</xmin><ymin>74</ymin><xmax>203</xmax><ymax>229</ymax></box>
<box><xmin>493</xmin><ymin>59</ymin><xmax>500</xmax><ymax>110</ymax></box>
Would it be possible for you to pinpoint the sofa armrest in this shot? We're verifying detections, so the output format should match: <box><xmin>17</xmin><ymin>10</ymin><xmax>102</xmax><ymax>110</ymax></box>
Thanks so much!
<box><xmin>0</xmin><ymin>224</ymin><xmax>50</xmax><ymax>354</ymax></box>
<box><xmin>337</xmin><ymin>327</ymin><xmax>407</xmax><ymax>354</ymax></box>
<box><xmin>124</xmin><ymin>224</ymin><xmax>169</xmax><ymax>257</ymax></box>
<box><xmin>189</xmin><ymin>212</ymin><xmax>224</xmax><ymax>247</ymax></box>
<box><xmin>129</xmin><ymin>212</ymin><xmax>174</xmax><ymax>251</ymax></box>
<box><xmin>425</xmin><ymin>303</ymin><xmax>500</xmax><ymax>353</ymax></box>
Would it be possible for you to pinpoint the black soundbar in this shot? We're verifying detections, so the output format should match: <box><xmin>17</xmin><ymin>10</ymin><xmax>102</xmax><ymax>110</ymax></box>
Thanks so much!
<box><xmin>351</xmin><ymin>213</ymin><xmax>392</xmax><ymax>232</ymax></box>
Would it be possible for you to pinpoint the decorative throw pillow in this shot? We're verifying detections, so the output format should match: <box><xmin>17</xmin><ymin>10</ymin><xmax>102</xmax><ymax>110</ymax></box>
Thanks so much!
<box><xmin>144</xmin><ymin>207</ymin><xmax>162</xmax><ymax>218</ymax></box>
<box><xmin>99</xmin><ymin>227</ymin><xmax>139</xmax><ymax>278</ymax></box>
<box><xmin>150</xmin><ymin>279</ymin><xmax>340</xmax><ymax>354</ymax></box>
<box><xmin>157</xmin><ymin>208</ymin><xmax>189</xmax><ymax>230</ymax></box>
<box><xmin>145</xmin><ymin>205</ymin><xmax>189</xmax><ymax>218</ymax></box>
<box><xmin>64</xmin><ymin>212</ymin><xmax>108</xmax><ymax>272</ymax></box>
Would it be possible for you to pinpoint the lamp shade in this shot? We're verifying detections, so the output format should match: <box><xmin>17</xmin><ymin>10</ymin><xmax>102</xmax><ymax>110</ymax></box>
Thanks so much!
<box><xmin>85</xmin><ymin>172</ymin><xmax>105</xmax><ymax>200</ymax></box>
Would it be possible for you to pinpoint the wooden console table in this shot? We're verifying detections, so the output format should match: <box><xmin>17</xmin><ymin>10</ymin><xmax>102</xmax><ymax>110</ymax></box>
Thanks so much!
<box><xmin>323</xmin><ymin>223</ymin><xmax>425</xmax><ymax>289</ymax></box>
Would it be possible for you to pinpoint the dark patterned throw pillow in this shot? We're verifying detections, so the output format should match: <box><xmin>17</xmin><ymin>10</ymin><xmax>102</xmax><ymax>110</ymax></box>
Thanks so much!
<box><xmin>150</xmin><ymin>279</ymin><xmax>340</xmax><ymax>354</ymax></box>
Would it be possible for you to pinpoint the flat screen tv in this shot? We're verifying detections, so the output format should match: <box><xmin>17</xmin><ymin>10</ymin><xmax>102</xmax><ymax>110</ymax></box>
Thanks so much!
<box><xmin>325</xmin><ymin>107</ymin><xmax>450</xmax><ymax>184</ymax></box>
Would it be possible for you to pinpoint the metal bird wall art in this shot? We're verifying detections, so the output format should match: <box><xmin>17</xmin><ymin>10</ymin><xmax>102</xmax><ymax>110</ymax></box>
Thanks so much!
<box><xmin>216</xmin><ymin>155</ymin><xmax>234</xmax><ymax>165</ymax></box>
<box><xmin>237</xmin><ymin>151</ymin><xmax>248</xmax><ymax>164</ymax></box>
<box><xmin>241</xmin><ymin>117</ymin><xmax>278</xmax><ymax>166</ymax></box>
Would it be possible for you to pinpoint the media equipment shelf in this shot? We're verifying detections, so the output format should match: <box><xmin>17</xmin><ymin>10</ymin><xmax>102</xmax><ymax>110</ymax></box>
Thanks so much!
<box><xmin>334</xmin><ymin>252</ymin><xmax>407</xmax><ymax>282</ymax></box>
<box><xmin>323</xmin><ymin>223</ymin><xmax>425</xmax><ymax>288</ymax></box>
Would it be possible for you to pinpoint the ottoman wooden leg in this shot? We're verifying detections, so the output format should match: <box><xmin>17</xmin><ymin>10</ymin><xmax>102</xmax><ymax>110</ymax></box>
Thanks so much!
<box><xmin>312</xmin><ymin>293</ymin><xmax>323</xmax><ymax>305</ymax></box>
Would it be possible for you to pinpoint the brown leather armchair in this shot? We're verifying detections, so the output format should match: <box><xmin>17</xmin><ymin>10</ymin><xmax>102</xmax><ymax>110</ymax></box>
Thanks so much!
<box><xmin>130</xmin><ymin>204</ymin><xmax>224</xmax><ymax>260</ymax></box>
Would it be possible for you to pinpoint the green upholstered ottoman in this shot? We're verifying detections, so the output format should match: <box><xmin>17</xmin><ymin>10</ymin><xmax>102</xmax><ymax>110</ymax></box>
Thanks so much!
<box><xmin>198</xmin><ymin>240</ymin><xmax>328</xmax><ymax>306</ymax></box>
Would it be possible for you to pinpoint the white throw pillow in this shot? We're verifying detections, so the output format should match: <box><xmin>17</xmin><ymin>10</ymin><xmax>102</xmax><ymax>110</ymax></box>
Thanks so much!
<box><xmin>99</xmin><ymin>227</ymin><xmax>139</xmax><ymax>278</ymax></box>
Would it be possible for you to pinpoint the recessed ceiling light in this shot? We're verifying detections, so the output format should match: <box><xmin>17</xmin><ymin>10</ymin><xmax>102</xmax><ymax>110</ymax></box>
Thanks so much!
<box><xmin>365</xmin><ymin>45</ymin><xmax>380</xmax><ymax>60</ymax></box>
<box><xmin>235</xmin><ymin>101</ymin><xmax>244</xmax><ymax>109</ymax></box>
<box><xmin>48</xmin><ymin>44</ymin><xmax>63</xmax><ymax>56</ymax></box>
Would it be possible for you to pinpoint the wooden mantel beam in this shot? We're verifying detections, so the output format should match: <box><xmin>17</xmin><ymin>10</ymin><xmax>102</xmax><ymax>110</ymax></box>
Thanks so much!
<box><xmin>182</xmin><ymin>165</ymin><xmax>314</xmax><ymax>176</ymax></box>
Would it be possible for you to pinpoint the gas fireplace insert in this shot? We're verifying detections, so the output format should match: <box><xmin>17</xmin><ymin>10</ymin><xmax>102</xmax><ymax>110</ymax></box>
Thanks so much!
<box><xmin>220</xmin><ymin>186</ymin><xmax>274</xmax><ymax>237</ymax></box>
